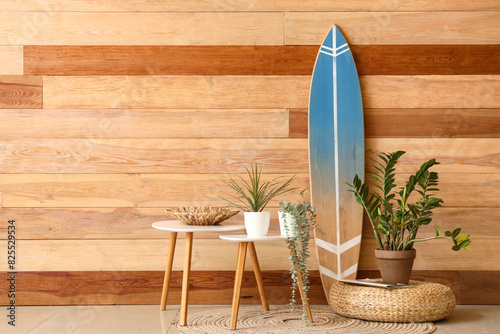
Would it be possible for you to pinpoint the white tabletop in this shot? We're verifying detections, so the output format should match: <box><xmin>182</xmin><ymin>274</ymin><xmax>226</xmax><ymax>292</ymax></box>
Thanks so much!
<box><xmin>219</xmin><ymin>234</ymin><xmax>284</xmax><ymax>242</ymax></box>
<box><xmin>152</xmin><ymin>220</ymin><xmax>245</xmax><ymax>233</ymax></box>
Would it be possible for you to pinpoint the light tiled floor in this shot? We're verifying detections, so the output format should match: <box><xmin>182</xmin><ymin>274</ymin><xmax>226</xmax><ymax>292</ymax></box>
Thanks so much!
<box><xmin>1</xmin><ymin>304</ymin><xmax>498</xmax><ymax>333</ymax></box>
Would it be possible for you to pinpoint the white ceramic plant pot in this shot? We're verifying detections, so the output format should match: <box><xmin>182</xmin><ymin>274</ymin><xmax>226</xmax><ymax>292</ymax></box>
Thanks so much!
<box><xmin>244</xmin><ymin>211</ymin><xmax>271</xmax><ymax>237</ymax></box>
<box><xmin>278</xmin><ymin>211</ymin><xmax>299</xmax><ymax>238</ymax></box>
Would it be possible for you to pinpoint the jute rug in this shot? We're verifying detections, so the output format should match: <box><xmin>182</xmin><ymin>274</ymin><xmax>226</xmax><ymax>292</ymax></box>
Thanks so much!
<box><xmin>174</xmin><ymin>305</ymin><xmax>435</xmax><ymax>333</ymax></box>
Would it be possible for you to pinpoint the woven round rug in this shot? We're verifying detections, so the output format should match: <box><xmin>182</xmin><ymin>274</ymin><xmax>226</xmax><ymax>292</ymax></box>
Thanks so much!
<box><xmin>173</xmin><ymin>305</ymin><xmax>435</xmax><ymax>333</ymax></box>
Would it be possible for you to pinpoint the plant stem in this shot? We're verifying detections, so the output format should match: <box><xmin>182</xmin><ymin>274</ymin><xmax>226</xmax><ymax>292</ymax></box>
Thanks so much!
<box><xmin>403</xmin><ymin>235</ymin><xmax>449</xmax><ymax>249</ymax></box>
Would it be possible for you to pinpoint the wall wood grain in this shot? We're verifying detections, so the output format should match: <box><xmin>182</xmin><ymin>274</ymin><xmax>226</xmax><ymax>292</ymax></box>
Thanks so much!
<box><xmin>24</xmin><ymin>46</ymin><xmax>318</xmax><ymax>76</ymax></box>
<box><xmin>24</xmin><ymin>45</ymin><xmax>500</xmax><ymax>76</ymax></box>
<box><xmin>0</xmin><ymin>238</ymin><xmax>495</xmax><ymax>272</ymax></box>
<box><xmin>0</xmin><ymin>139</ymin><xmax>308</xmax><ymax>173</ymax></box>
<box><xmin>42</xmin><ymin>75</ymin><xmax>500</xmax><ymax>109</ymax></box>
<box><xmin>1</xmin><ymin>174</ymin><xmax>309</xmax><ymax>208</ymax></box>
<box><xmin>0</xmin><ymin>12</ymin><xmax>283</xmax><ymax>45</ymax></box>
<box><xmin>0</xmin><ymin>270</ymin><xmax>326</xmax><ymax>306</ymax></box>
<box><xmin>0</xmin><ymin>208</ymin><xmax>283</xmax><ymax>240</ymax></box>
<box><xmin>0</xmin><ymin>76</ymin><xmax>42</xmax><ymax>108</ymax></box>
<box><xmin>290</xmin><ymin>108</ymin><xmax>500</xmax><ymax>138</ymax></box>
<box><xmin>0</xmin><ymin>239</ymin><xmax>300</xmax><ymax>272</ymax></box>
<box><xmin>0</xmin><ymin>270</ymin><xmax>495</xmax><ymax>306</ymax></box>
<box><xmin>0</xmin><ymin>46</ymin><xmax>23</xmax><ymax>75</ymax></box>
<box><xmin>43</xmin><ymin>76</ymin><xmax>311</xmax><ymax>109</ymax></box>
<box><xmin>0</xmin><ymin>109</ymin><xmax>290</xmax><ymax>139</ymax></box>
<box><xmin>2</xmin><ymin>0</ymin><xmax>499</xmax><ymax>12</ymax></box>
<box><xmin>285</xmin><ymin>11</ymin><xmax>500</xmax><ymax>45</ymax></box>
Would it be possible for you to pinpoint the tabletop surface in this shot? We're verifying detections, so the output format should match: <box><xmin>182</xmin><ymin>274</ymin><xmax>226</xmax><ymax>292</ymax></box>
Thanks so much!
<box><xmin>152</xmin><ymin>220</ymin><xmax>246</xmax><ymax>232</ymax></box>
<box><xmin>219</xmin><ymin>234</ymin><xmax>284</xmax><ymax>242</ymax></box>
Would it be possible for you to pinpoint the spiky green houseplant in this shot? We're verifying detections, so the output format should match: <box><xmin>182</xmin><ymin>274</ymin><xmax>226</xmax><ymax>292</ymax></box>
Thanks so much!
<box><xmin>217</xmin><ymin>164</ymin><xmax>297</xmax><ymax>212</ymax></box>
<box><xmin>345</xmin><ymin>151</ymin><xmax>471</xmax><ymax>252</ymax></box>
<box><xmin>279</xmin><ymin>201</ymin><xmax>324</xmax><ymax>324</ymax></box>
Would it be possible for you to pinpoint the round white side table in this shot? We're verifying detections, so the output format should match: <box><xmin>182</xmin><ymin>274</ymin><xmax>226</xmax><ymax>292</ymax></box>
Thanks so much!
<box><xmin>219</xmin><ymin>234</ymin><xmax>313</xmax><ymax>330</ymax></box>
<box><xmin>153</xmin><ymin>220</ymin><xmax>245</xmax><ymax>326</ymax></box>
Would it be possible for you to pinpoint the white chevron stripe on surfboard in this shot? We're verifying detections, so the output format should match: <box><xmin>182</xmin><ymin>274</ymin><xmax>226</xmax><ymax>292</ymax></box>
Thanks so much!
<box><xmin>319</xmin><ymin>44</ymin><xmax>350</xmax><ymax>58</ymax></box>
<box><xmin>320</xmin><ymin>263</ymin><xmax>359</xmax><ymax>280</ymax></box>
<box><xmin>315</xmin><ymin>235</ymin><xmax>362</xmax><ymax>255</ymax></box>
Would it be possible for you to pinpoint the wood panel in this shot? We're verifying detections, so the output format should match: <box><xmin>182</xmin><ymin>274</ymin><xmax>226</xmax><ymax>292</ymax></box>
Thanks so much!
<box><xmin>359</xmin><ymin>238</ymin><xmax>497</xmax><ymax>271</ymax></box>
<box><xmin>0</xmin><ymin>239</ymin><xmax>302</xmax><ymax>272</ymax></box>
<box><xmin>366</xmin><ymin>138</ymin><xmax>500</xmax><ymax>174</ymax></box>
<box><xmin>365</xmin><ymin>109</ymin><xmax>500</xmax><ymax>138</ymax></box>
<box><xmin>0</xmin><ymin>270</ymin><xmax>326</xmax><ymax>306</ymax></box>
<box><xmin>362</xmin><ymin>208</ymin><xmax>500</xmax><ymax>240</ymax></box>
<box><xmin>289</xmin><ymin>108</ymin><xmax>308</xmax><ymax>138</ymax></box>
<box><xmin>2</xmin><ymin>206</ymin><xmax>493</xmax><ymax>241</ymax></box>
<box><xmin>1</xmin><ymin>174</ymin><xmax>310</xmax><ymax>208</ymax></box>
<box><xmin>24</xmin><ymin>46</ymin><xmax>319</xmax><ymax>76</ymax></box>
<box><xmin>2</xmin><ymin>1</ymin><xmax>499</xmax><ymax>12</ymax></box>
<box><xmin>0</xmin><ymin>139</ymin><xmax>308</xmax><ymax>173</ymax></box>
<box><xmin>290</xmin><ymin>108</ymin><xmax>500</xmax><ymax>138</ymax></box>
<box><xmin>0</xmin><ymin>237</ymin><xmax>495</xmax><ymax>272</ymax></box>
<box><xmin>3</xmin><ymin>173</ymin><xmax>497</xmax><ymax>208</ymax></box>
<box><xmin>0</xmin><ymin>76</ymin><xmax>42</xmax><ymax>108</ymax></box>
<box><xmin>361</xmin><ymin>75</ymin><xmax>500</xmax><ymax>109</ymax></box>
<box><xmin>43</xmin><ymin>76</ymin><xmax>310</xmax><ymax>109</ymax></box>
<box><xmin>0</xmin><ymin>208</ymin><xmax>283</xmax><ymax>240</ymax></box>
<box><xmin>0</xmin><ymin>12</ymin><xmax>283</xmax><ymax>45</ymax></box>
<box><xmin>1</xmin><ymin>270</ymin><xmax>495</xmax><ymax>306</ymax></box>
<box><xmin>0</xmin><ymin>46</ymin><xmax>23</xmax><ymax>75</ymax></box>
<box><xmin>285</xmin><ymin>12</ymin><xmax>500</xmax><ymax>45</ymax></box>
<box><xmin>24</xmin><ymin>45</ymin><xmax>500</xmax><ymax>76</ymax></box>
<box><xmin>42</xmin><ymin>75</ymin><xmax>500</xmax><ymax>109</ymax></box>
<box><xmin>0</xmin><ymin>109</ymin><xmax>289</xmax><ymax>139</ymax></box>
<box><xmin>460</xmin><ymin>271</ymin><xmax>500</xmax><ymax>304</ymax></box>
<box><xmin>352</xmin><ymin>45</ymin><xmax>500</xmax><ymax>75</ymax></box>
<box><xmin>1</xmin><ymin>270</ymin><xmax>498</xmax><ymax>306</ymax></box>
<box><xmin>1</xmin><ymin>137</ymin><xmax>482</xmax><ymax>175</ymax></box>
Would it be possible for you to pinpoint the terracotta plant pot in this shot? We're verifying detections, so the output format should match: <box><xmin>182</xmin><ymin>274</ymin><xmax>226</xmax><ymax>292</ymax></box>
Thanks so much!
<box><xmin>375</xmin><ymin>249</ymin><xmax>416</xmax><ymax>284</ymax></box>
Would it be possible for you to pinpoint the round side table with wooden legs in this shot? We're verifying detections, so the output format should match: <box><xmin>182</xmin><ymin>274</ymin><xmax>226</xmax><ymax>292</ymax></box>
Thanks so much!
<box><xmin>219</xmin><ymin>234</ymin><xmax>313</xmax><ymax>330</ymax></box>
<box><xmin>152</xmin><ymin>220</ymin><xmax>245</xmax><ymax>326</ymax></box>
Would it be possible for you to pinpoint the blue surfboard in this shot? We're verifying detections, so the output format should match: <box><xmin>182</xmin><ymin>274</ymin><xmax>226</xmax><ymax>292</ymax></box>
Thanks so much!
<box><xmin>309</xmin><ymin>26</ymin><xmax>365</xmax><ymax>296</ymax></box>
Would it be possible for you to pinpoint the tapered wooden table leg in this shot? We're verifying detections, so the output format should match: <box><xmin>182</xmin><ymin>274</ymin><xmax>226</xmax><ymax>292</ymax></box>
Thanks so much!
<box><xmin>296</xmin><ymin>265</ymin><xmax>313</xmax><ymax>323</ymax></box>
<box><xmin>248</xmin><ymin>242</ymin><xmax>269</xmax><ymax>311</ymax></box>
<box><xmin>180</xmin><ymin>232</ymin><xmax>194</xmax><ymax>326</ymax></box>
<box><xmin>160</xmin><ymin>231</ymin><xmax>178</xmax><ymax>310</ymax></box>
<box><xmin>230</xmin><ymin>242</ymin><xmax>248</xmax><ymax>330</ymax></box>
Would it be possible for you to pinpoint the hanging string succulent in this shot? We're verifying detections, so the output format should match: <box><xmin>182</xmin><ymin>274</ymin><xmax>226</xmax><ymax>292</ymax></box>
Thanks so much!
<box><xmin>279</xmin><ymin>200</ymin><xmax>324</xmax><ymax>324</ymax></box>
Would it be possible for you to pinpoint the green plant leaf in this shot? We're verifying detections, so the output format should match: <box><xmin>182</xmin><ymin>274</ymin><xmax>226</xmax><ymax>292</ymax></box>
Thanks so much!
<box><xmin>456</xmin><ymin>234</ymin><xmax>470</xmax><ymax>243</ymax></box>
<box><xmin>459</xmin><ymin>239</ymin><xmax>471</xmax><ymax>248</ymax></box>
<box><xmin>451</xmin><ymin>228</ymin><xmax>461</xmax><ymax>239</ymax></box>
<box><xmin>434</xmin><ymin>225</ymin><xmax>441</xmax><ymax>236</ymax></box>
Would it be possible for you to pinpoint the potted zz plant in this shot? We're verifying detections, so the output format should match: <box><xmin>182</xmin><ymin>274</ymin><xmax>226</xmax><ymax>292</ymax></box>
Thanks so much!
<box><xmin>279</xmin><ymin>200</ymin><xmax>324</xmax><ymax>323</ymax></box>
<box><xmin>345</xmin><ymin>151</ymin><xmax>471</xmax><ymax>284</ymax></box>
<box><xmin>217</xmin><ymin>164</ymin><xmax>296</xmax><ymax>237</ymax></box>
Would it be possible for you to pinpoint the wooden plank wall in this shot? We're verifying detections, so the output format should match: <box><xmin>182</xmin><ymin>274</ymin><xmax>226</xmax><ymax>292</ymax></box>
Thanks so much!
<box><xmin>0</xmin><ymin>1</ymin><xmax>499</xmax><ymax>306</ymax></box>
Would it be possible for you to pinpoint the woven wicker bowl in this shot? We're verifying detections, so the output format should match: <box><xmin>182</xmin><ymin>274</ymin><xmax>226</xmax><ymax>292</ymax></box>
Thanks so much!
<box><xmin>165</xmin><ymin>207</ymin><xmax>239</xmax><ymax>226</ymax></box>
<box><xmin>329</xmin><ymin>279</ymin><xmax>456</xmax><ymax>322</ymax></box>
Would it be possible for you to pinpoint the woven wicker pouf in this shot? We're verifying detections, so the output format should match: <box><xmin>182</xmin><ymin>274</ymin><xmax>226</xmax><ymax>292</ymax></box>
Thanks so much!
<box><xmin>329</xmin><ymin>280</ymin><xmax>456</xmax><ymax>322</ymax></box>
